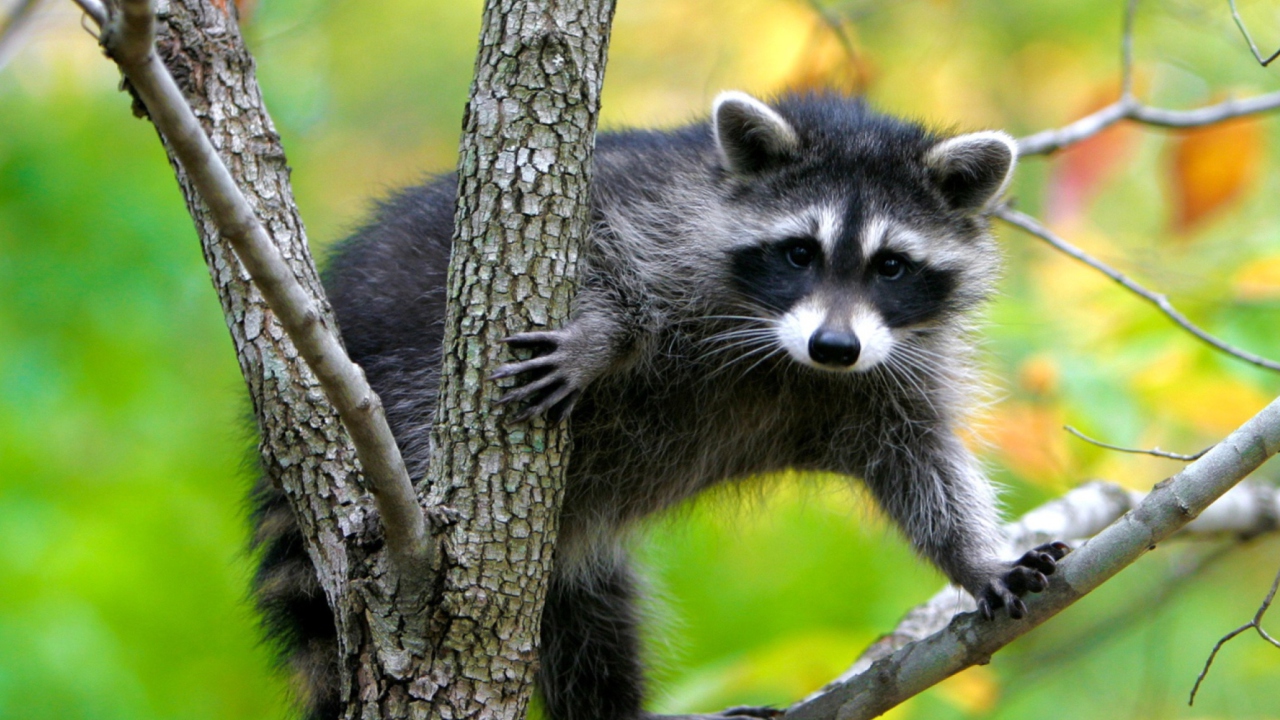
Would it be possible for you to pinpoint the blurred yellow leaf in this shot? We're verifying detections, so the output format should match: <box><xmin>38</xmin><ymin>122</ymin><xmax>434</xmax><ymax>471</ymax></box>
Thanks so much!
<box><xmin>1233</xmin><ymin>255</ymin><xmax>1280</xmax><ymax>300</ymax></box>
<box><xmin>781</xmin><ymin>15</ymin><xmax>872</xmax><ymax>94</ymax></box>
<box><xmin>1169</xmin><ymin>116</ymin><xmax>1264</xmax><ymax>234</ymax></box>
<box><xmin>936</xmin><ymin>665</ymin><xmax>1000</xmax><ymax>714</ymax></box>
<box><xmin>1158</xmin><ymin>374</ymin><xmax>1269</xmax><ymax>436</ymax></box>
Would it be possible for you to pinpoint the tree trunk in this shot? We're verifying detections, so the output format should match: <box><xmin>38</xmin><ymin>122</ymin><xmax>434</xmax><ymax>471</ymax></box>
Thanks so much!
<box><xmin>135</xmin><ymin>0</ymin><xmax>613</xmax><ymax>717</ymax></box>
<box><xmin>416</xmin><ymin>0</ymin><xmax>616</xmax><ymax>718</ymax></box>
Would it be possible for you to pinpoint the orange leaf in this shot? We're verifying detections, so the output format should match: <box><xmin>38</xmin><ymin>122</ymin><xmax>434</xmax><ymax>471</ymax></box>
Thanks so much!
<box><xmin>987</xmin><ymin>402</ymin><xmax>1069</xmax><ymax>484</ymax></box>
<box><xmin>1169</xmin><ymin>116</ymin><xmax>1264</xmax><ymax>233</ymax></box>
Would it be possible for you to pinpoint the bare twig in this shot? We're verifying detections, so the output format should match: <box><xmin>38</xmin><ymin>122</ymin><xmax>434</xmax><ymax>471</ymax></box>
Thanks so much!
<box><xmin>89</xmin><ymin>0</ymin><xmax>430</xmax><ymax>565</ymax></box>
<box><xmin>802</xmin><ymin>0</ymin><xmax>859</xmax><ymax>67</ymax></box>
<box><xmin>1065</xmin><ymin>425</ymin><xmax>1211</xmax><ymax>461</ymax></box>
<box><xmin>1121</xmin><ymin>0</ymin><xmax>1139</xmax><ymax>100</ymax></box>
<box><xmin>994</xmin><ymin>206</ymin><xmax>1280</xmax><ymax>373</ymax></box>
<box><xmin>69</xmin><ymin>0</ymin><xmax>104</xmax><ymax>26</ymax></box>
<box><xmin>1017</xmin><ymin>0</ymin><xmax>1280</xmax><ymax>157</ymax></box>
<box><xmin>1229</xmin><ymin>0</ymin><xmax>1280</xmax><ymax>67</ymax></box>
<box><xmin>1189</xmin><ymin>562</ymin><xmax>1280</xmax><ymax>704</ymax></box>
<box><xmin>1018</xmin><ymin>91</ymin><xmax>1280</xmax><ymax>155</ymax></box>
<box><xmin>785</xmin><ymin>395</ymin><xmax>1280</xmax><ymax>720</ymax></box>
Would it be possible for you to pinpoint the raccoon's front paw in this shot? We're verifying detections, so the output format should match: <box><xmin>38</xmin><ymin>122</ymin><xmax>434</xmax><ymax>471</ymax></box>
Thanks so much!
<box><xmin>491</xmin><ymin>328</ymin><xmax>596</xmax><ymax>422</ymax></box>
<box><xmin>975</xmin><ymin>541</ymin><xmax>1071</xmax><ymax>621</ymax></box>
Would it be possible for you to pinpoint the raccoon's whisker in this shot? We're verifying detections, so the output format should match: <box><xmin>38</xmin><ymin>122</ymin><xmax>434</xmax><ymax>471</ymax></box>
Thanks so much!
<box><xmin>893</xmin><ymin>342</ymin><xmax>950</xmax><ymax>367</ymax></box>
<box><xmin>736</xmin><ymin>345</ymin><xmax>787</xmax><ymax>380</ymax></box>
<box><xmin>700</xmin><ymin>314</ymin><xmax>776</xmax><ymax>324</ymax></box>
<box><xmin>880</xmin><ymin>352</ymin><xmax>937</xmax><ymax>411</ymax></box>
<box><xmin>701</xmin><ymin>326</ymin><xmax>779</xmax><ymax>341</ymax></box>
<box><xmin>707</xmin><ymin>340</ymin><xmax>782</xmax><ymax>378</ymax></box>
<box><xmin>701</xmin><ymin>332</ymin><xmax>779</xmax><ymax>350</ymax></box>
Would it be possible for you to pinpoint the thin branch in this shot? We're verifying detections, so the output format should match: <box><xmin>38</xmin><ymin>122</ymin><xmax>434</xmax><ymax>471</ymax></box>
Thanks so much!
<box><xmin>1189</xmin><ymin>562</ymin><xmax>1280</xmax><ymax>704</ymax></box>
<box><xmin>1065</xmin><ymin>425</ymin><xmax>1211</xmax><ymax>461</ymax></box>
<box><xmin>785</xmin><ymin>395</ymin><xmax>1280</xmax><ymax>720</ymax></box>
<box><xmin>1121</xmin><ymin>0</ymin><xmax>1139</xmax><ymax>100</ymax></box>
<box><xmin>69</xmin><ymin>0</ymin><xmax>105</xmax><ymax>26</ymax></box>
<box><xmin>1017</xmin><ymin>91</ymin><xmax>1280</xmax><ymax>155</ymax></box>
<box><xmin>994</xmin><ymin>206</ymin><xmax>1280</xmax><ymax>373</ymax></box>
<box><xmin>802</xmin><ymin>0</ymin><xmax>860</xmax><ymax>68</ymax></box>
<box><xmin>92</xmin><ymin>0</ymin><xmax>430</xmax><ymax>565</ymax></box>
<box><xmin>1229</xmin><ymin>0</ymin><xmax>1280</xmax><ymax>67</ymax></box>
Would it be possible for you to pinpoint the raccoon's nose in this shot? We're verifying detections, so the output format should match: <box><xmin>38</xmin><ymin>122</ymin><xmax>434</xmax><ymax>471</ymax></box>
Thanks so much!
<box><xmin>808</xmin><ymin>329</ymin><xmax>861</xmax><ymax>368</ymax></box>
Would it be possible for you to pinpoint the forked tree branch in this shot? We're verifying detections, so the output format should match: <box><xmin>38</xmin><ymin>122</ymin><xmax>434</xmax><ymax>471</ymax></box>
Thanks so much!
<box><xmin>1229</xmin><ymin>0</ymin><xmax>1280</xmax><ymax>68</ymax></box>
<box><xmin>1190</xmin><ymin>561</ymin><xmax>1280</xmax><ymax>704</ymax></box>
<box><xmin>87</xmin><ymin>0</ymin><xmax>430</xmax><ymax>565</ymax></box>
<box><xmin>786</xmin><ymin>394</ymin><xmax>1280</xmax><ymax>720</ymax></box>
<box><xmin>994</xmin><ymin>206</ymin><xmax>1280</xmax><ymax>373</ymax></box>
<box><xmin>1019</xmin><ymin>0</ymin><xmax>1280</xmax><ymax>155</ymax></box>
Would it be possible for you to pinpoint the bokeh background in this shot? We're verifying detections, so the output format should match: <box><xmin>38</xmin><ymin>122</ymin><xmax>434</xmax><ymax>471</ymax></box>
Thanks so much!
<box><xmin>3</xmin><ymin>0</ymin><xmax>1280</xmax><ymax>717</ymax></box>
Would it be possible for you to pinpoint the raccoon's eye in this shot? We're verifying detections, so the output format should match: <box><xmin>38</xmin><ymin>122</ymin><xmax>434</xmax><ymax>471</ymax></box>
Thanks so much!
<box><xmin>783</xmin><ymin>240</ymin><xmax>818</xmax><ymax>269</ymax></box>
<box><xmin>874</xmin><ymin>253</ymin><xmax>909</xmax><ymax>280</ymax></box>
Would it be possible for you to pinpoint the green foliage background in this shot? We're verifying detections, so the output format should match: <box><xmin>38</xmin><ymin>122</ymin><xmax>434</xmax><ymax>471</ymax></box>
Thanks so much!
<box><xmin>2</xmin><ymin>0</ymin><xmax>1280</xmax><ymax>717</ymax></box>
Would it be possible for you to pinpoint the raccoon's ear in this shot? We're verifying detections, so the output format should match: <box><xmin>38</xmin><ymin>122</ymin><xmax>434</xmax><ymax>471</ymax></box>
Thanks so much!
<box><xmin>925</xmin><ymin>131</ymin><xmax>1018</xmax><ymax>213</ymax></box>
<box><xmin>712</xmin><ymin>91</ymin><xmax>799</xmax><ymax>174</ymax></box>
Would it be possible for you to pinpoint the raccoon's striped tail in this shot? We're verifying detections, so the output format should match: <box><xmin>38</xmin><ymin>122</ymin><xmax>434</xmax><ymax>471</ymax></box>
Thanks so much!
<box><xmin>251</xmin><ymin>473</ymin><xmax>341</xmax><ymax>719</ymax></box>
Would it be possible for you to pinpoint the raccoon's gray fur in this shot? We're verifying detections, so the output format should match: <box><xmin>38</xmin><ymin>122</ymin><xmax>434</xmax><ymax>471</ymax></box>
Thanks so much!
<box><xmin>252</xmin><ymin>91</ymin><xmax>1068</xmax><ymax>720</ymax></box>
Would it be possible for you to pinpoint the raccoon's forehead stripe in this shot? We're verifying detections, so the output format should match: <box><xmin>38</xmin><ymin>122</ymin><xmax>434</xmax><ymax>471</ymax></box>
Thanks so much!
<box><xmin>860</xmin><ymin>216</ymin><xmax>890</xmax><ymax>258</ymax></box>
<box><xmin>769</xmin><ymin>205</ymin><xmax>843</xmax><ymax>253</ymax></box>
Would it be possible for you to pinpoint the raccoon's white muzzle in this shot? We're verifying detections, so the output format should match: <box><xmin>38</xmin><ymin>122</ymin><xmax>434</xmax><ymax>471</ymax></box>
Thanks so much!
<box><xmin>776</xmin><ymin>301</ymin><xmax>893</xmax><ymax>372</ymax></box>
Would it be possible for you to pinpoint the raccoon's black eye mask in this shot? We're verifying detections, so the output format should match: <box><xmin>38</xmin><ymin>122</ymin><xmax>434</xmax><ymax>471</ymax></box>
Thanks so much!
<box><xmin>871</xmin><ymin>251</ymin><xmax>913</xmax><ymax>281</ymax></box>
<box><xmin>781</xmin><ymin>237</ymin><xmax>820</xmax><ymax>269</ymax></box>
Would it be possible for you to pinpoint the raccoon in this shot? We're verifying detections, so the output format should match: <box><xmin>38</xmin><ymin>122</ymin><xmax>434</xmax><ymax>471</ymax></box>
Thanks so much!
<box><xmin>252</xmin><ymin>91</ymin><xmax>1069</xmax><ymax>720</ymax></box>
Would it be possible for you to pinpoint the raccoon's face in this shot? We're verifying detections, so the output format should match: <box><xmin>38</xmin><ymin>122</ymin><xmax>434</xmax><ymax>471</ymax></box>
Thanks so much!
<box><xmin>711</xmin><ymin>91</ymin><xmax>1016</xmax><ymax>374</ymax></box>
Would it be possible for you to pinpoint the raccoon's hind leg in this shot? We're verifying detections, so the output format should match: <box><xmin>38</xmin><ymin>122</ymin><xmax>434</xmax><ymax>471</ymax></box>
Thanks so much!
<box><xmin>538</xmin><ymin>552</ymin><xmax>647</xmax><ymax>720</ymax></box>
<box><xmin>538</xmin><ymin>551</ymin><xmax>783</xmax><ymax>720</ymax></box>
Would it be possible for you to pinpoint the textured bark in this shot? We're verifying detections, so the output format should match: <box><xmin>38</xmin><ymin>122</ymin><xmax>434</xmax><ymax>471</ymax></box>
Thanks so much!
<box><xmin>135</xmin><ymin>0</ymin><xmax>388</xmax><ymax>714</ymax></box>
<box><xmin>127</xmin><ymin>0</ymin><xmax>615</xmax><ymax>717</ymax></box>
<box><xmin>416</xmin><ymin>1</ymin><xmax>616</xmax><ymax>718</ymax></box>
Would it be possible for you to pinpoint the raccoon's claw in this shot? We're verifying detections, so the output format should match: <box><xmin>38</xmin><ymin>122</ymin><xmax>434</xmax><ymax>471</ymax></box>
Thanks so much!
<box><xmin>975</xmin><ymin>541</ymin><xmax>1071</xmax><ymax>621</ymax></box>
<box><xmin>492</xmin><ymin>329</ymin><xmax>592</xmax><ymax>422</ymax></box>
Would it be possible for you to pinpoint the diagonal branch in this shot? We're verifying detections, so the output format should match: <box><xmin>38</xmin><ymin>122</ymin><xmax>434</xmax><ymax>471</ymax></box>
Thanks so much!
<box><xmin>88</xmin><ymin>0</ymin><xmax>430</xmax><ymax>565</ymax></box>
<box><xmin>994</xmin><ymin>206</ymin><xmax>1280</xmax><ymax>373</ymax></box>
<box><xmin>825</xmin><ymin>480</ymin><xmax>1280</xmax><ymax>685</ymax></box>
<box><xmin>786</xmin><ymin>394</ymin><xmax>1280</xmax><ymax>720</ymax></box>
<box><xmin>1229</xmin><ymin>0</ymin><xmax>1280</xmax><ymax>67</ymax></box>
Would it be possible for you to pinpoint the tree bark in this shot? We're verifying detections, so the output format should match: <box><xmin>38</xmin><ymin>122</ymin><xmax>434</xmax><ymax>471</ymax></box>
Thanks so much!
<box><xmin>126</xmin><ymin>0</ymin><xmax>615</xmax><ymax>717</ymax></box>
<box><xmin>415</xmin><ymin>1</ymin><xmax>616</xmax><ymax>717</ymax></box>
<box><xmin>136</xmin><ymin>0</ymin><xmax>386</xmax><ymax>714</ymax></box>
